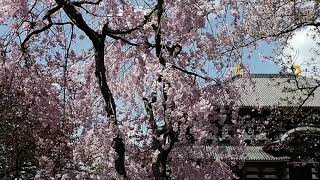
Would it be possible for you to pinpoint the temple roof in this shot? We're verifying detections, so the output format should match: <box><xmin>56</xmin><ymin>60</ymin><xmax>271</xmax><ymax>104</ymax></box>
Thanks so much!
<box><xmin>172</xmin><ymin>145</ymin><xmax>289</xmax><ymax>162</ymax></box>
<box><xmin>263</xmin><ymin>126</ymin><xmax>320</xmax><ymax>159</ymax></box>
<box><xmin>233</xmin><ymin>74</ymin><xmax>320</xmax><ymax>107</ymax></box>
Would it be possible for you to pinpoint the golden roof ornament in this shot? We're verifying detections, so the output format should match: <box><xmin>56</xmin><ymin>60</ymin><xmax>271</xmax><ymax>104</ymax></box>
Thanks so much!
<box><xmin>291</xmin><ymin>64</ymin><xmax>302</xmax><ymax>76</ymax></box>
<box><xmin>233</xmin><ymin>63</ymin><xmax>244</xmax><ymax>76</ymax></box>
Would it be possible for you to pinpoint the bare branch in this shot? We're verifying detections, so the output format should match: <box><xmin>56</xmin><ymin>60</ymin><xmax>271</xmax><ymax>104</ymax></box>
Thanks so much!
<box><xmin>55</xmin><ymin>0</ymin><xmax>100</xmax><ymax>42</ymax></box>
<box><xmin>101</xmin><ymin>4</ymin><xmax>158</xmax><ymax>37</ymax></box>
<box><xmin>171</xmin><ymin>64</ymin><xmax>207</xmax><ymax>80</ymax></box>
<box><xmin>63</xmin><ymin>23</ymin><xmax>74</xmax><ymax>119</ymax></box>
<box><xmin>21</xmin><ymin>5</ymin><xmax>62</xmax><ymax>51</ymax></box>
<box><xmin>71</xmin><ymin>0</ymin><xmax>103</xmax><ymax>7</ymax></box>
<box><xmin>143</xmin><ymin>97</ymin><xmax>158</xmax><ymax>132</ymax></box>
<box><xmin>154</xmin><ymin>0</ymin><xmax>165</xmax><ymax>65</ymax></box>
<box><xmin>108</xmin><ymin>34</ymin><xmax>139</xmax><ymax>46</ymax></box>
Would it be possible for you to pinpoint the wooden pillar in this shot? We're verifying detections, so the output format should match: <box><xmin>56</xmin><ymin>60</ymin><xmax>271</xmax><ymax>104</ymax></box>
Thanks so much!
<box><xmin>289</xmin><ymin>162</ymin><xmax>312</xmax><ymax>180</ymax></box>
<box><xmin>279</xmin><ymin>162</ymin><xmax>287</xmax><ymax>180</ymax></box>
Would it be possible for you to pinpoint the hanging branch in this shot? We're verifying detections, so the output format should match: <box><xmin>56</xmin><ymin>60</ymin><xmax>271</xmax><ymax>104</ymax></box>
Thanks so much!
<box><xmin>171</xmin><ymin>64</ymin><xmax>207</xmax><ymax>80</ymax></box>
<box><xmin>21</xmin><ymin>5</ymin><xmax>63</xmax><ymax>51</ymax></box>
<box><xmin>63</xmin><ymin>23</ymin><xmax>74</xmax><ymax>120</ymax></box>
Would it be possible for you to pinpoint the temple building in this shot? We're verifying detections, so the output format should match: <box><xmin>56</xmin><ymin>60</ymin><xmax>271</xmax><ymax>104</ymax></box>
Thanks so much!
<box><xmin>173</xmin><ymin>73</ymin><xmax>320</xmax><ymax>180</ymax></box>
<box><xmin>235</xmin><ymin>73</ymin><xmax>320</xmax><ymax>180</ymax></box>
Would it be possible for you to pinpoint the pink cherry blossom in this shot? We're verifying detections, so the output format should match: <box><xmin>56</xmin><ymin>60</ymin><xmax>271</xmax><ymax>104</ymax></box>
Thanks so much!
<box><xmin>1</xmin><ymin>0</ymin><xmax>318</xmax><ymax>179</ymax></box>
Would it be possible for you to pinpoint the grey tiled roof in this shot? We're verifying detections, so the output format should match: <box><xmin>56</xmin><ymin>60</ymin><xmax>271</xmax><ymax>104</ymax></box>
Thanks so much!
<box><xmin>171</xmin><ymin>145</ymin><xmax>289</xmax><ymax>161</ymax></box>
<box><xmin>233</xmin><ymin>74</ymin><xmax>320</xmax><ymax>107</ymax></box>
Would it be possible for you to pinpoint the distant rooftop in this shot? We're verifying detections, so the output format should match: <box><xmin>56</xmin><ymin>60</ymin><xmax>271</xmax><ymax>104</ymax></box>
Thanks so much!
<box><xmin>233</xmin><ymin>73</ymin><xmax>320</xmax><ymax>107</ymax></box>
<box><xmin>172</xmin><ymin>146</ymin><xmax>289</xmax><ymax>161</ymax></box>
<box><xmin>246</xmin><ymin>73</ymin><xmax>299</xmax><ymax>78</ymax></box>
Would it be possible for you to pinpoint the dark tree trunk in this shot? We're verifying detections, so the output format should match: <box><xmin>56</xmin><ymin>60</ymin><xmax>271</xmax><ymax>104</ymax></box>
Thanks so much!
<box><xmin>94</xmin><ymin>41</ymin><xmax>127</xmax><ymax>179</ymax></box>
<box><xmin>152</xmin><ymin>131</ymin><xmax>177</xmax><ymax>180</ymax></box>
<box><xmin>152</xmin><ymin>150</ymin><xmax>170</xmax><ymax>180</ymax></box>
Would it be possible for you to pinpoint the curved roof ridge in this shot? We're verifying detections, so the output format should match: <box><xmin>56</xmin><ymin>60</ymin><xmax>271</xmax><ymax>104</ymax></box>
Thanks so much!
<box><xmin>249</xmin><ymin>73</ymin><xmax>296</xmax><ymax>78</ymax></box>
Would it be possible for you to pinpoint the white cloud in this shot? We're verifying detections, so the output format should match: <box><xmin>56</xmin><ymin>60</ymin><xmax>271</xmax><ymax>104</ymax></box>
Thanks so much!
<box><xmin>283</xmin><ymin>27</ymin><xmax>320</xmax><ymax>78</ymax></box>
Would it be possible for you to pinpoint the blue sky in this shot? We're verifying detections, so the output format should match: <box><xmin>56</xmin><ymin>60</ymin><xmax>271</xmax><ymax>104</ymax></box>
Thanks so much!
<box><xmin>248</xmin><ymin>58</ymin><xmax>280</xmax><ymax>74</ymax></box>
<box><xmin>0</xmin><ymin>2</ymin><xmax>284</xmax><ymax>76</ymax></box>
<box><xmin>0</xmin><ymin>25</ymin><xmax>282</xmax><ymax>75</ymax></box>
<box><xmin>245</xmin><ymin>45</ymin><xmax>281</xmax><ymax>74</ymax></box>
